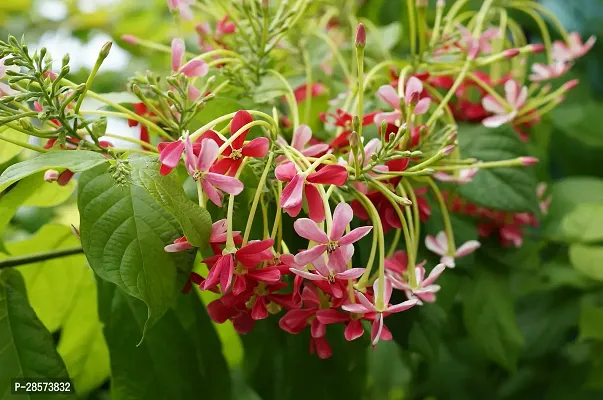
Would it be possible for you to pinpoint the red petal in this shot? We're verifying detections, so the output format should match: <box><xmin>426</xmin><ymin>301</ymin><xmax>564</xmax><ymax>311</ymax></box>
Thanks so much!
<box><xmin>306</xmin><ymin>164</ymin><xmax>348</xmax><ymax>186</ymax></box>
<box><xmin>231</xmin><ymin>110</ymin><xmax>253</xmax><ymax>149</ymax></box>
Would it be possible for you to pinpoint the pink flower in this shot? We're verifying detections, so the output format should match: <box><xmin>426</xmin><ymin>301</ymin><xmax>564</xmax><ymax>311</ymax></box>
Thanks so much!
<box><xmin>279</xmin><ymin>124</ymin><xmax>329</xmax><ymax>158</ymax></box>
<box><xmin>184</xmin><ymin>137</ymin><xmax>244</xmax><ymax>206</ymax></box>
<box><xmin>374</xmin><ymin>77</ymin><xmax>430</xmax><ymax>126</ymax></box>
<box><xmin>529</xmin><ymin>62</ymin><xmax>571</xmax><ymax>82</ymax></box>
<box><xmin>293</xmin><ymin>202</ymin><xmax>372</xmax><ymax>272</ymax></box>
<box><xmin>276</xmin><ymin>162</ymin><xmax>348</xmax><ymax>222</ymax></box>
<box><xmin>552</xmin><ymin>32</ymin><xmax>596</xmax><ymax>63</ymax></box>
<box><xmin>425</xmin><ymin>231</ymin><xmax>480</xmax><ymax>268</ymax></box>
<box><xmin>164</xmin><ymin>218</ymin><xmax>242</xmax><ymax>253</ymax></box>
<box><xmin>389</xmin><ymin>263</ymin><xmax>446</xmax><ymax>305</ymax></box>
<box><xmin>167</xmin><ymin>0</ymin><xmax>194</xmax><ymax>20</ymax></box>
<box><xmin>171</xmin><ymin>38</ymin><xmax>209</xmax><ymax>78</ymax></box>
<box><xmin>482</xmin><ymin>80</ymin><xmax>527</xmax><ymax>128</ymax></box>
<box><xmin>293</xmin><ymin>83</ymin><xmax>326</xmax><ymax>103</ymax></box>
<box><xmin>315</xmin><ymin>309</ymin><xmax>365</xmax><ymax>341</ymax></box>
<box><xmin>343</xmin><ymin>278</ymin><xmax>418</xmax><ymax>345</ymax></box>
<box><xmin>458</xmin><ymin>24</ymin><xmax>500</xmax><ymax>59</ymax></box>
<box><xmin>433</xmin><ymin>168</ymin><xmax>478</xmax><ymax>184</ymax></box>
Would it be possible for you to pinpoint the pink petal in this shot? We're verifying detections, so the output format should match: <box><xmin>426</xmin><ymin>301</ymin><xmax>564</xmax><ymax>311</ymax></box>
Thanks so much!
<box><xmin>294</xmin><ymin>245</ymin><xmax>328</xmax><ymax>266</ymax></box>
<box><xmin>441</xmin><ymin>255</ymin><xmax>455</xmax><ymax>268</ymax></box>
<box><xmin>516</xmin><ymin>86</ymin><xmax>528</xmax><ymax>109</ymax></box>
<box><xmin>204</xmin><ymin>255</ymin><xmax>226</xmax><ymax>290</ymax></box>
<box><xmin>306</xmin><ymin>164</ymin><xmax>348</xmax><ymax>186</ymax></box>
<box><xmin>482</xmin><ymin>95</ymin><xmax>506</xmax><ymax>114</ymax></box>
<box><xmin>159</xmin><ymin>140</ymin><xmax>185</xmax><ymax>169</ymax></box>
<box><xmin>280</xmin><ymin>175</ymin><xmax>305</xmax><ymax>210</ymax></box>
<box><xmin>316</xmin><ymin>309</ymin><xmax>349</xmax><ymax>325</ymax></box>
<box><xmin>206</xmin><ymin>172</ymin><xmax>244</xmax><ymax>195</ymax></box>
<box><xmin>504</xmin><ymin>80</ymin><xmax>519</xmax><ymax>104</ymax></box>
<box><xmin>416</xmin><ymin>291</ymin><xmax>437</xmax><ymax>303</ymax></box>
<box><xmin>220</xmin><ymin>254</ymin><xmax>235</xmax><ymax>291</ymax></box>
<box><xmin>312</xmin><ymin>255</ymin><xmax>331</xmax><ymax>277</ymax></box>
<box><xmin>292</xmin><ymin>124</ymin><xmax>312</xmax><ymax>150</ymax></box>
<box><xmin>198</xmin><ymin>139</ymin><xmax>220</xmax><ymax>171</ymax></box>
<box><xmin>330</xmin><ymin>202</ymin><xmax>354</xmax><ymax>241</ymax></box>
<box><xmin>171</xmin><ymin>38</ymin><xmax>185</xmax><ymax>72</ymax></box>
<box><xmin>336</xmin><ymin>268</ymin><xmax>365</xmax><ymax>280</ymax></box>
<box><xmin>405</xmin><ymin>76</ymin><xmax>423</xmax><ymax>104</ymax></box>
<box><xmin>275</xmin><ymin>162</ymin><xmax>297</xmax><ymax>182</ymax></box>
<box><xmin>242</xmin><ymin>137</ymin><xmax>269</xmax><ymax>157</ymax></box>
<box><xmin>164</xmin><ymin>241</ymin><xmax>192</xmax><ymax>252</ymax></box>
<box><xmin>373</xmin><ymin>277</ymin><xmax>393</xmax><ymax>305</ymax></box>
<box><xmin>327</xmin><ymin>247</ymin><xmax>349</xmax><ymax>273</ymax></box>
<box><xmin>339</xmin><ymin>226</ymin><xmax>373</xmax><ymax>245</ymax></box>
<box><xmin>373</xmin><ymin>111</ymin><xmax>402</xmax><ymax>126</ymax></box>
<box><xmin>344</xmin><ymin>320</ymin><xmax>365</xmax><ymax>341</ymax></box>
<box><xmin>370</xmin><ymin>314</ymin><xmax>384</xmax><ymax>346</ymax></box>
<box><xmin>386</xmin><ymin>298</ymin><xmax>418</xmax><ymax>313</ymax></box>
<box><xmin>356</xmin><ymin>291</ymin><xmax>376</xmax><ymax>311</ymax></box>
<box><xmin>311</xmin><ymin>319</ymin><xmax>326</xmax><ymax>338</ymax></box>
<box><xmin>455</xmin><ymin>240</ymin><xmax>481</xmax><ymax>257</ymax></box>
<box><xmin>289</xmin><ymin>268</ymin><xmax>325</xmax><ymax>281</ymax></box>
<box><xmin>341</xmin><ymin>303</ymin><xmax>372</xmax><ymax>314</ymax></box>
<box><xmin>181</xmin><ymin>60</ymin><xmax>209</xmax><ymax>77</ymax></box>
<box><xmin>425</xmin><ymin>234</ymin><xmax>446</xmax><ymax>256</ymax></box>
<box><xmin>293</xmin><ymin>218</ymin><xmax>328</xmax><ymax>243</ymax></box>
<box><xmin>422</xmin><ymin>263</ymin><xmax>446</xmax><ymax>286</ymax></box>
<box><xmin>305</xmin><ymin>184</ymin><xmax>325</xmax><ymax>223</ymax></box>
<box><xmin>301</xmin><ymin>144</ymin><xmax>329</xmax><ymax>158</ymax></box>
<box><xmin>201</xmin><ymin>179</ymin><xmax>223</xmax><ymax>207</ymax></box>
<box><xmin>377</xmin><ymin>85</ymin><xmax>400</xmax><ymax>110</ymax></box>
<box><xmin>251</xmin><ymin>297</ymin><xmax>268</xmax><ymax>320</ymax></box>
<box><xmin>482</xmin><ymin>113</ymin><xmax>515</xmax><ymax>128</ymax></box>
<box><xmin>413</xmin><ymin>97</ymin><xmax>431</xmax><ymax>115</ymax></box>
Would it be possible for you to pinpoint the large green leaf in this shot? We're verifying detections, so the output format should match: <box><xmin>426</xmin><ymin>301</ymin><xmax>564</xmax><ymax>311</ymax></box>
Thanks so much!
<box><xmin>129</xmin><ymin>156</ymin><xmax>212</xmax><ymax>248</ymax></box>
<box><xmin>462</xmin><ymin>270</ymin><xmax>524</xmax><ymax>371</ymax></box>
<box><xmin>78</xmin><ymin>163</ymin><xmax>195</xmax><ymax>339</ymax></box>
<box><xmin>569</xmin><ymin>244</ymin><xmax>603</xmax><ymax>281</ymax></box>
<box><xmin>0</xmin><ymin>269</ymin><xmax>71</xmax><ymax>398</ymax></box>
<box><xmin>579</xmin><ymin>304</ymin><xmax>603</xmax><ymax>341</ymax></box>
<box><xmin>0</xmin><ymin>126</ymin><xmax>27</xmax><ymax>164</ymax></box>
<box><xmin>457</xmin><ymin>124</ymin><xmax>539</xmax><ymax>214</ymax></box>
<box><xmin>0</xmin><ymin>150</ymin><xmax>108</xmax><ymax>192</ymax></box>
<box><xmin>97</xmin><ymin>279</ymin><xmax>229</xmax><ymax>399</ymax></box>
<box><xmin>560</xmin><ymin>203</ymin><xmax>603</xmax><ymax>243</ymax></box>
<box><xmin>552</xmin><ymin>100</ymin><xmax>603</xmax><ymax>148</ymax></box>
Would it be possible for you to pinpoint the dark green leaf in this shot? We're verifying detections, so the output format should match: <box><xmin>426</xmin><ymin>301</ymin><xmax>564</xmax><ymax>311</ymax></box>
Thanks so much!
<box><xmin>129</xmin><ymin>156</ymin><xmax>212</xmax><ymax>248</ymax></box>
<box><xmin>0</xmin><ymin>150</ymin><xmax>108</xmax><ymax>192</ymax></box>
<box><xmin>462</xmin><ymin>270</ymin><xmax>524</xmax><ymax>371</ymax></box>
<box><xmin>579</xmin><ymin>304</ymin><xmax>603</xmax><ymax>341</ymax></box>
<box><xmin>78</xmin><ymin>163</ymin><xmax>194</xmax><ymax>339</ymax></box>
<box><xmin>457</xmin><ymin>124</ymin><xmax>539</xmax><ymax>214</ymax></box>
<box><xmin>0</xmin><ymin>269</ymin><xmax>71</xmax><ymax>398</ymax></box>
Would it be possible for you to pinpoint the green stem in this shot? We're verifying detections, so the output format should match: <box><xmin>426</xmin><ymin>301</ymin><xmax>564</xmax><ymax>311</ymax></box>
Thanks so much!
<box><xmin>242</xmin><ymin>153</ymin><xmax>274</xmax><ymax>245</ymax></box>
<box><xmin>406</xmin><ymin>0</ymin><xmax>417</xmax><ymax>57</ymax></box>
<box><xmin>0</xmin><ymin>133</ymin><xmax>48</xmax><ymax>153</ymax></box>
<box><xmin>267</xmin><ymin>69</ymin><xmax>300</xmax><ymax>131</ymax></box>
<box><xmin>426</xmin><ymin>177</ymin><xmax>455</xmax><ymax>255</ymax></box>
<box><xmin>0</xmin><ymin>247</ymin><xmax>83</xmax><ymax>269</ymax></box>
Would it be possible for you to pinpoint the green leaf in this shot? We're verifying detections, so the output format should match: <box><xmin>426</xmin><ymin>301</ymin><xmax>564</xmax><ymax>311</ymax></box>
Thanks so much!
<box><xmin>21</xmin><ymin>178</ymin><xmax>76</xmax><ymax>208</ymax></box>
<box><xmin>0</xmin><ymin>150</ymin><xmax>108</xmax><ymax>192</ymax></box>
<box><xmin>462</xmin><ymin>270</ymin><xmax>524</xmax><ymax>371</ymax></box>
<box><xmin>542</xmin><ymin>177</ymin><xmax>603</xmax><ymax>239</ymax></box>
<box><xmin>252</xmin><ymin>75</ymin><xmax>288</xmax><ymax>104</ymax></box>
<box><xmin>78</xmin><ymin>163</ymin><xmax>194</xmax><ymax>339</ymax></box>
<box><xmin>0</xmin><ymin>126</ymin><xmax>27</xmax><ymax>164</ymax></box>
<box><xmin>579</xmin><ymin>305</ymin><xmax>603</xmax><ymax>341</ymax></box>
<box><xmin>569</xmin><ymin>244</ymin><xmax>603</xmax><ymax>281</ymax></box>
<box><xmin>560</xmin><ymin>203</ymin><xmax>603</xmax><ymax>243</ymax></box>
<box><xmin>129</xmin><ymin>156</ymin><xmax>212</xmax><ymax>248</ymax></box>
<box><xmin>376</xmin><ymin>22</ymin><xmax>402</xmax><ymax>51</ymax></box>
<box><xmin>0</xmin><ymin>269</ymin><xmax>71</xmax><ymax>398</ymax></box>
<box><xmin>552</xmin><ymin>100</ymin><xmax>603</xmax><ymax>148</ymax></box>
<box><xmin>457</xmin><ymin>124</ymin><xmax>539</xmax><ymax>214</ymax></box>
<box><xmin>97</xmin><ymin>280</ymin><xmax>229</xmax><ymax>399</ymax></box>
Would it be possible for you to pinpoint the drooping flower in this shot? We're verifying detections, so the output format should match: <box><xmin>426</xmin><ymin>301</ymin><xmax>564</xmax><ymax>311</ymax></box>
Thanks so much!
<box><xmin>167</xmin><ymin>0</ymin><xmax>194</xmax><ymax>20</ymax></box>
<box><xmin>171</xmin><ymin>38</ymin><xmax>209</xmax><ymax>78</ymax></box>
<box><xmin>425</xmin><ymin>231</ymin><xmax>480</xmax><ymax>268</ymax></box>
<box><xmin>433</xmin><ymin>168</ymin><xmax>479</xmax><ymax>184</ymax></box>
<box><xmin>482</xmin><ymin>80</ymin><xmax>527</xmax><ymax>128</ymax></box>
<box><xmin>343</xmin><ymin>278</ymin><xmax>418</xmax><ymax>345</ymax></box>
<box><xmin>164</xmin><ymin>219</ymin><xmax>242</xmax><ymax>253</ymax></box>
<box><xmin>293</xmin><ymin>83</ymin><xmax>326</xmax><ymax>103</ymax></box>
<box><xmin>529</xmin><ymin>62</ymin><xmax>571</xmax><ymax>82</ymax></box>
<box><xmin>389</xmin><ymin>263</ymin><xmax>446</xmax><ymax>305</ymax></box>
<box><xmin>320</xmin><ymin>109</ymin><xmax>378</xmax><ymax>149</ymax></box>
<box><xmin>276</xmin><ymin>162</ymin><xmax>348</xmax><ymax>222</ymax></box>
<box><xmin>552</xmin><ymin>32</ymin><xmax>596</xmax><ymax>63</ymax></box>
<box><xmin>374</xmin><ymin>77</ymin><xmax>431</xmax><ymax>126</ymax></box>
<box><xmin>184</xmin><ymin>136</ymin><xmax>244</xmax><ymax>206</ymax></box>
<box><xmin>315</xmin><ymin>309</ymin><xmax>365</xmax><ymax>341</ymax></box>
<box><xmin>457</xmin><ymin>24</ymin><xmax>500</xmax><ymax>59</ymax></box>
<box><xmin>293</xmin><ymin>202</ymin><xmax>372</xmax><ymax>271</ymax></box>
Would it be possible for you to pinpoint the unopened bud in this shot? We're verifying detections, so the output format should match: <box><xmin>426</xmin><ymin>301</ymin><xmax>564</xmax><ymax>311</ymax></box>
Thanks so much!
<box><xmin>262</xmin><ymin>0</ymin><xmax>269</xmax><ymax>9</ymax></box>
<box><xmin>562</xmin><ymin>79</ymin><xmax>579</xmax><ymax>91</ymax></box>
<box><xmin>91</xmin><ymin>117</ymin><xmax>108</xmax><ymax>139</ymax></box>
<box><xmin>19</xmin><ymin>119</ymin><xmax>33</xmax><ymax>130</ymax></box>
<box><xmin>503</xmin><ymin>48</ymin><xmax>520</xmax><ymax>59</ymax></box>
<box><xmin>416</xmin><ymin>0</ymin><xmax>428</xmax><ymax>7</ymax></box>
<box><xmin>44</xmin><ymin>169</ymin><xmax>60</xmax><ymax>183</ymax></box>
<box><xmin>352</xmin><ymin>116</ymin><xmax>361</xmax><ymax>132</ymax></box>
<box><xmin>388</xmin><ymin>132</ymin><xmax>396</xmax><ymax>142</ymax></box>
<box><xmin>349</xmin><ymin>131</ymin><xmax>360</xmax><ymax>148</ymax></box>
<box><xmin>75</xmin><ymin>83</ymin><xmax>87</xmax><ymax>93</ymax></box>
<box><xmin>447</xmin><ymin>131</ymin><xmax>457</xmax><ymax>144</ymax></box>
<box><xmin>62</xmin><ymin>53</ymin><xmax>70</xmax><ymax>68</ymax></box>
<box><xmin>520</xmin><ymin>156</ymin><xmax>539</xmax><ymax>166</ymax></box>
<box><xmin>355</xmin><ymin>23</ymin><xmax>366</xmax><ymax>49</ymax></box>
<box><xmin>121</xmin><ymin>34</ymin><xmax>138</xmax><ymax>45</ymax></box>
<box><xmin>440</xmin><ymin>145</ymin><xmax>455</xmax><ymax>156</ymax></box>
<box><xmin>99</xmin><ymin>41</ymin><xmax>113</xmax><ymax>59</ymax></box>
<box><xmin>132</xmin><ymin>84</ymin><xmax>144</xmax><ymax>99</ymax></box>
<box><xmin>529</xmin><ymin>44</ymin><xmax>545</xmax><ymax>53</ymax></box>
<box><xmin>410</xmin><ymin>150</ymin><xmax>423</xmax><ymax>157</ymax></box>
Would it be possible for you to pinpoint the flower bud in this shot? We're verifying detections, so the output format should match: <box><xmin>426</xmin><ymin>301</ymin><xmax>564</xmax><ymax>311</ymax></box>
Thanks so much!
<box><xmin>529</xmin><ymin>44</ymin><xmax>545</xmax><ymax>53</ymax></box>
<box><xmin>520</xmin><ymin>156</ymin><xmax>539</xmax><ymax>166</ymax></box>
<box><xmin>562</xmin><ymin>79</ymin><xmax>579</xmax><ymax>91</ymax></box>
<box><xmin>355</xmin><ymin>23</ymin><xmax>366</xmax><ymax>49</ymax></box>
<box><xmin>349</xmin><ymin>130</ymin><xmax>360</xmax><ymax>148</ymax></box>
<box><xmin>61</xmin><ymin>53</ymin><xmax>70</xmax><ymax>68</ymax></box>
<box><xmin>121</xmin><ymin>34</ymin><xmax>138</xmax><ymax>45</ymax></box>
<box><xmin>352</xmin><ymin>116</ymin><xmax>361</xmax><ymax>132</ymax></box>
<box><xmin>440</xmin><ymin>145</ymin><xmax>455</xmax><ymax>156</ymax></box>
<box><xmin>503</xmin><ymin>48</ymin><xmax>520</xmax><ymax>59</ymax></box>
<box><xmin>99</xmin><ymin>41</ymin><xmax>113</xmax><ymax>60</ymax></box>
<box><xmin>44</xmin><ymin>169</ymin><xmax>60</xmax><ymax>183</ymax></box>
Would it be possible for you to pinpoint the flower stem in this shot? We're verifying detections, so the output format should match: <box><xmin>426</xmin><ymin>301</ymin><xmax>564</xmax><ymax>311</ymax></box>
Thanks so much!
<box><xmin>267</xmin><ymin>69</ymin><xmax>300</xmax><ymax>131</ymax></box>
<box><xmin>425</xmin><ymin>177</ymin><xmax>456</xmax><ymax>254</ymax></box>
<box><xmin>242</xmin><ymin>153</ymin><xmax>274</xmax><ymax>246</ymax></box>
<box><xmin>225</xmin><ymin>158</ymin><xmax>248</xmax><ymax>250</ymax></box>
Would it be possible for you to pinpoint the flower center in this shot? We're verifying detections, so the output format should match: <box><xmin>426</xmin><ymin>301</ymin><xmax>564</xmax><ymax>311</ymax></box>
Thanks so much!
<box><xmin>192</xmin><ymin>170</ymin><xmax>207</xmax><ymax>181</ymax></box>
<box><xmin>327</xmin><ymin>240</ymin><xmax>339</xmax><ymax>253</ymax></box>
<box><xmin>234</xmin><ymin>263</ymin><xmax>246</xmax><ymax>275</ymax></box>
<box><xmin>231</xmin><ymin>148</ymin><xmax>242</xmax><ymax>160</ymax></box>
<box><xmin>327</xmin><ymin>272</ymin><xmax>336</xmax><ymax>284</ymax></box>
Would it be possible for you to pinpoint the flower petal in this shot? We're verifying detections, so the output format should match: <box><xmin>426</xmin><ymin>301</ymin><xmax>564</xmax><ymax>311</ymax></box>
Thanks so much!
<box><xmin>425</xmin><ymin>234</ymin><xmax>445</xmax><ymax>256</ymax></box>
<box><xmin>293</xmin><ymin>218</ymin><xmax>328</xmax><ymax>243</ymax></box>
<box><xmin>289</xmin><ymin>268</ymin><xmax>325</xmax><ymax>281</ymax></box>
<box><xmin>311</xmin><ymin>318</ymin><xmax>326</xmax><ymax>338</ymax></box>
<box><xmin>198</xmin><ymin>139</ymin><xmax>220</xmax><ymax>171</ymax></box>
<box><xmin>339</xmin><ymin>226</ymin><xmax>373</xmax><ymax>245</ymax></box>
<box><xmin>405</xmin><ymin>76</ymin><xmax>423</xmax><ymax>104</ymax></box>
<box><xmin>387</xmin><ymin>298</ymin><xmax>418</xmax><ymax>313</ymax></box>
<box><xmin>330</xmin><ymin>202</ymin><xmax>354</xmax><ymax>241</ymax></box>
<box><xmin>306</xmin><ymin>164</ymin><xmax>348</xmax><ymax>186</ymax></box>
<box><xmin>341</xmin><ymin>303</ymin><xmax>372</xmax><ymax>314</ymax></box>
<box><xmin>413</xmin><ymin>97</ymin><xmax>431</xmax><ymax>115</ymax></box>
<box><xmin>344</xmin><ymin>320</ymin><xmax>365</xmax><ymax>341</ymax></box>
<box><xmin>206</xmin><ymin>172</ymin><xmax>244</xmax><ymax>195</ymax></box>
<box><xmin>231</xmin><ymin>110</ymin><xmax>253</xmax><ymax>149</ymax></box>
<box><xmin>455</xmin><ymin>240</ymin><xmax>481</xmax><ymax>257</ymax></box>
<box><xmin>201</xmin><ymin>179</ymin><xmax>223</xmax><ymax>207</ymax></box>
<box><xmin>292</xmin><ymin>124</ymin><xmax>312</xmax><ymax>150</ymax></box>
<box><xmin>316</xmin><ymin>309</ymin><xmax>349</xmax><ymax>325</ymax></box>
<box><xmin>422</xmin><ymin>263</ymin><xmax>446</xmax><ymax>287</ymax></box>
<box><xmin>377</xmin><ymin>85</ymin><xmax>400</xmax><ymax>110</ymax></box>
<box><xmin>242</xmin><ymin>137</ymin><xmax>269</xmax><ymax>157</ymax></box>
<box><xmin>336</xmin><ymin>268</ymin><xmax>365</xmax><ymax>280</ymax></box>
<box><xmin>159</xmin><ymin>140</ymin><xmax>185</xmax><ymax>169</ymax></box>
<box><xmin>294</xmin><ymin>245</ymin><xmax>328</xmax><ymax>266</ymax></box>
<box><xmin>181</xmin><ymin>59</ymin><xmax>209</xmax><ymax>77</ymax></box>
<box><xmin>275</xmin><ymin>162</ymin><xmax>297</xmax><ymax>182</ymax></box>
<box><xmin>280</xmin><ymin>174</ymin><xmax>305</xmax><ymax>211</ymax></box>
<box><xmin>305</xmin><ymin>184</ymin><xmax>325</xmax><ymax>223</ymax></box>
<box><xmin>171</xmin><ymin>38</ymin><xmax>185</xmax><ymax>72</ymax></box>
<box><xmin>371</xmin><ymin>314</ymin><xmax>384</xmax><ymax>346</ymax></box>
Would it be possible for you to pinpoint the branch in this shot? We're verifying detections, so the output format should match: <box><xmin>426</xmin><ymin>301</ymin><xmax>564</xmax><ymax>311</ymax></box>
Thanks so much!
<box><xmin>0</xmin><ymin>246</ymin><xmax>84</xmax><ymax>269</ymax></box>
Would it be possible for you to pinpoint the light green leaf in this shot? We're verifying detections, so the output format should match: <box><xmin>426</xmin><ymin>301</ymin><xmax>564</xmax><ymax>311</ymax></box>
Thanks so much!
<box><xmin>0</xmin><ymin>126</ymin><xmax>27</xmax><ymax>164</ymax></box>
<box><xmin>0</xmin><ymin>269</ymin><xmax>71</xmax><ymax>398</ymax></box>
<box><xmin>0</xmin><ymin>150</ymin><xmax>108</xmax><ymax>192</ymax></box>
<box><xmin>129</xmin><ymin>156</ymin><xmax>212</xmax><ymax>248</ymax></box>
<box><xmin>560</xmin><ymin>203</ymin><xmax>603</xmax><ymax>243</ymax></box>
<box><xmin>462</xmin><ymin>270</ymin><xmax>524</xmax><ymax>371</ymax></box>
<box><xmin>569</xmin><ymin>244</ymin><xmax>603</xmax><ymax>281</ymax></box>
<box><xmin>376</xmin><ymin>22</ymin><xmax>402</xmax><ymax>51</ymax></box>
<box><xmin>78</xmin><ymin>163</ymin><xmax>194</xmax><ymax>339</ymax></box>
<box><xmin>457</xmin><ymin>124</ymin><xmax>539</xmax><ymax>214</ymax></box>
<box><xmin>21</xmin><ymin>178</ymin><xmax>76</xmax><ymax>208</ymax></box>
<box><xmin>97</xmin><ymin>280</ymin><xmax>229</xmax><ymax>399</ymax></box>
<box><xmin>579</xmin><ymin>304</ymin><xmax>603</xmax><ymax>341</ymax></box>
<box><xmin>252</xmin><ymin>75</ymin><xmax>288</xmax><ymax>104</ymax></box>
